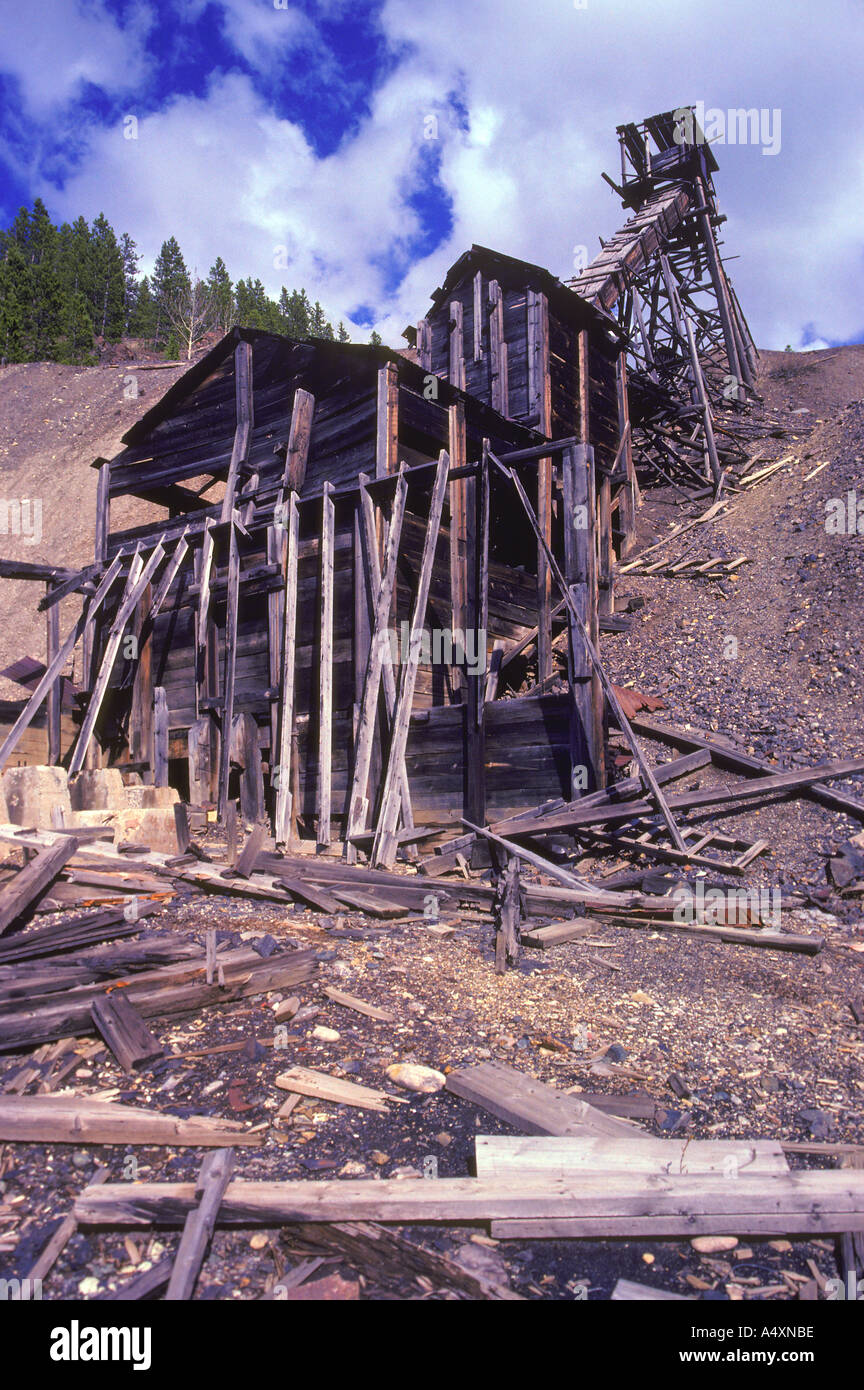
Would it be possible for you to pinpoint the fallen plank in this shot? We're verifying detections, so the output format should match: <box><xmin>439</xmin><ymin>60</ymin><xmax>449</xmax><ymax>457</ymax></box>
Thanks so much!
<box><xmin>27</xmin><ymin>1168</ymin><xmax>111</xmax><ymax>1283</ymax></box>
<box><xmin>0</xmin><ymin>836</ymin><xmax>78</xmax><ymax>935</ymax></box>
<box><xmin>628</xmin><ymin>716</ymin><xmax>864</xmax><ymax>822</ymax></box>
<box><xmin>330</xmin><ymin>887</ymin><xmax>410</xmax><ymax>919</ymax></box>
<box><xmin>445</xmin><ymin>1061</ymin><xmax>646</xmax><ymax>1140</ymax></box>
<box><xmin>275</xmin><ymin>1066</ymin><xmax>394</xmax><ymax>1113</ymax></box>
<box><xmin>282</xmin><ymin>1219</ymin><xmax>522</xmax><ymax>1300</ymax></box>
<box><xmin>99</xmin><ymin>1258</ymin><xmax>172</xmax><ymax>1301</ymax></box>
<box><xmin>0</xmin><ymin>947</ymin><xmax>318</xmax><ymax>1052</ymax></box>
<box><xmin>165</xmin><ymin>1148</ymin><xmax>235</xmax><ymax>1300</ymax></box>
<box><xmin>235</xmin><ymin>823</ymin><xmax>267</xmax><ymax>880</ymax></box>
<box><xmin>74</xmin><ymin>1171</ymin><xmax>864</xmax><ymax>1235</ymax></box>
<box><xmin>501</xmin><ymin>756</ymin><xmax>864</xmax><ymax>836</ymax></box>
<box><xmin>611</xmin><ymin>1279</ymin><xmax>691</xmax><ymax>1300</ymax></box>
<box><xmin>321</xmin><ymin>987</ymin><xmax>396</xmax><ymax>1023</ymax></box>
<box><xmin>603</xmin><ymin>914</ymin><xmax>822</xmax><ymax>955</ymax></box>
<box><xmin>521</xmin><ymin>920</ymin><xmax>594</xmax><ymax>949</ymax></box>
<box><xmin>474</xmin><ymin>1135</ymin><xmax>789</xmax><ymax>1178</ymax></box>
<box><xmin>0</xmin><ymin>1095</ymin><xmax>265</xmax><ymax>1146</ymax></box>
<box><xmin>90</xmin><ymin>990</ymin><xmax>165</xmax><ymax>1074</ymax></box>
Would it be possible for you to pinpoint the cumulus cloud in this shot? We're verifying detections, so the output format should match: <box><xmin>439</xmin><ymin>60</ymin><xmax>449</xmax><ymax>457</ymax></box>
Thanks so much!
<box><xmin>14</xmin><ymin>0</ymin><xmax>864</xmax><ymax>348</ymax></box>
<box><xmin>1</xmin><ymin>0</ymin><xmax>154</xmax><ymax>114</ymax></box>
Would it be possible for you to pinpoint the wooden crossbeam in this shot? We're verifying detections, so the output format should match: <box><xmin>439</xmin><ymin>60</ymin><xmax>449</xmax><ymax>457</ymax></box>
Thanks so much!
<box><xmin>343</xmin><ymin>469</ymin><xmax>409</xmax><ymax>858</ymax></box>
<box><xmin>316</xmin><ymin>482</ymin><xmax>335</xmax><ymax>850</ymax></box>
<box><xmin>0</xmin><ymin>554</ymin><xmax>124</xmax><ymax>774</ymax></box>
<box><xmin>274</xmin><ymin>495</ymin><xmax>300</xmax><ymax>844</ymax></box>
<box><xmin>490</xmin><ymin>450</ymin><xmax>687</xmax><ymax>852</ymax></box>
<box><xmin>371</xmin><ymin>453</ymin><xmax>450</xmax><ymax>867</ymax></box>
<box><xmin>69</xmin><ymin>545</ymin><xmax>167</xmax><ymax>775</ymax></box>
<box><xmin>165</xmin><ymin>1149</ymin><xmax>235</xmax><ymax>1300</ymax></box>
<box><xmin>216</xmin><ymin>520</ymin><xmax>241</xmax><ymax>818</ymax></box>
<box><xmin>278</xmin><ymin>388</ymin><xmax>314</xmax><ymax>500</ymax></box>
<box><xmin>220</xmin><ymin>341</ymin><xmax>253</xmax><ymax>523</ymax></box>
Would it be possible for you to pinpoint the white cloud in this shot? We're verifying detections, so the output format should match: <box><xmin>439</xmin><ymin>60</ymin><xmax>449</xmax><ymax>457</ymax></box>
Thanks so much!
<box><xmin>28</xmin><ymin>0</ymin><xmax>864</xmax><ymax>348</ymax></box>
<box><xmin>0</xmin><ymin>0</ymin><xmax>153</xmax><ymax>114</ymax></box>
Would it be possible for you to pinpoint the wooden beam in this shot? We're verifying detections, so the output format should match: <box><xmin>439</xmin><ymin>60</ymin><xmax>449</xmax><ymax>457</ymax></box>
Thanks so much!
<box><xmin>527</xmin><ymin>290</ymin><xmax>553</xmax><ymax>682</ymax></box>
<box><xmin>74</xmin><ymin>1171</ymin><xmax>864</xmax><ymax>1237</ymax></box>
<box><xmin>274</xmin><ymin>495</ymin><xmax>300</xmax><ymax>845</ymax></box>
<box><xmin>416</xmin><ymin>320</ymin><xmax>432</xmax><ymax>372</ymax></box>
<box><xmin>488</xmin><ymin>281</ymin><xmax>509</xmax><ymax>416</ymax></box>
<box><xmin>279</xmin><ymin>388</ymin><xmax>315</xmax><ymax>498</ymax></box>
<box><xmin>90</xmin><ymin>990</ymin><xmax>164</xmax><ymax>1073</ymax></box>
<box><xmin>220</xmin><ymin>340</ymin><xmax>254</xmax><ymax>523</ymax></box>
<box><xmin>69</xmin><ymin>545</ymin><xmax>167</xmax><ymax>775</ymax></box>
<box><xmin>448</xmin><ymin>402</ymin><xmax>468</xmax><ymax>701</ymax></box>
<box><xmin>375</xmin><ymin>363</ymin><xmax>399</xmax><ymax>479</ymax></box>
<box><xmin>152</xmin><ymin>686</ymin><xmax>169</xmax><ymax>790</ymax></box>
<box><xmin>194</xmin><ymin>521</ymin><xmax>215</xmax><ymax>721</ymax></box>
<box><xmin>45</xmin><ymin>581</ymin><xmax>61</xmax><ymax>765</ymax></box>
<box><xmin>0</xmin><ymin>1100</ymin><xmax>258</xmax><ymax>1148</ymax></box>
<box><xmin>343</xmin><ymin>470</ymin><xmax>409</xmax><ymax>856</ymax></box>
<box><xmin>465</xmin><ymin>446</ymin><xmax>489</xmax><ymax>835</ymax></box>
<box><xmin>316</xmin><ymin>483</ymin><xmax>335</xmax><ymax>849</ymax></box>
<box><xmin>216</xmin><ymin>521</ymin><xmax>241</xmax><ymax>818</ymax></box>
<box><xmin>449</xmin><ymin>299</ymin><xmax>465</xmax><ymax>390</ymax></box>
<box><xmin>372</xmin><ymin>452</ymin><xmax>450</xmax><ymax>866</ymax></box>
<box><xmin>165</xmin><ymin>1148</ymin><xmax>235</xmax><ymax>1300</ymax></box>
<box><xmin>0</xmin><ymin>836</ymin><xmax>77</xmax><ymax>935</ymax></box>
<box><xmin>94</xmin><ymin>459</ymin><xmax>111</xmax><ymax>567</ymax></box>
<box><xmin>0</xmin><ymin>555</ymin><xmax>123</xmax><ymax>775</ymax></box>
<box><xmin>561</xmin><ymin>443</ymin><xmax>600</xmax><ymax>792</ymax></box>
<box><xmin>616</xmin><ymin>352</ymin><xmax>638</xmax><ymax>553</ymax></box>
<box><xmin>128</xmin><ymin>582</ymin><xmax>153</xmax><ymax>770</ymax></box>
<box><xmin>472</xmin><ymin>271</ymin><xmax>483</xmax><ymax>361</ymax></box>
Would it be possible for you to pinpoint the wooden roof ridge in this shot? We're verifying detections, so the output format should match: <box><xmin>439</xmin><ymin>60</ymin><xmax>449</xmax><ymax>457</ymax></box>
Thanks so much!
<box><xmin>427</xmin><ymin>243</ymin><xmax>624</xmax><ymax>343</ymax></box>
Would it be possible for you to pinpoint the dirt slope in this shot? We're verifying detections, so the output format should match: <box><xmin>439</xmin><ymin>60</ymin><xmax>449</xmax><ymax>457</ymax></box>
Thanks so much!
<box><xmin>0</xmin><ymin>359</ymin><xmax>189</xmax><ymax>698</ymax></box>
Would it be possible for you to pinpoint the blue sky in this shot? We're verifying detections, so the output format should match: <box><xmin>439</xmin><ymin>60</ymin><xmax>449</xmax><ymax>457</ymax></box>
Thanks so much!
<box><xmin>0</xmin><ymin>0</ymin><xmax>862</xmax><ymax>349</ymax></box>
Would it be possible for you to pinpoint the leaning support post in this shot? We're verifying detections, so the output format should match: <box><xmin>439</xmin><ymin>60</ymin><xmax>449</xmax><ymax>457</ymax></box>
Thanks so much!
<box><xmin>487</xmin><ymin>450</ymin><xmax>688</xmax><ymax>854</ymax></box>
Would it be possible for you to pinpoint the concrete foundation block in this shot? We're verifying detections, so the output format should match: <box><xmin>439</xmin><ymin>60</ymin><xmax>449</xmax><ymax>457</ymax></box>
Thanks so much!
<box><xmin>69</xmin><ymin>768</ymin><xmax>126</xmax><ymax>812</ymax></box>
<box><xmin>111</xmin><ymin>807</ymin><xmax>179</xmax><ymax>856</ymax></box>
<box><xmin>2</xmin><ymin>765</ymin><xmax>71</xmax><ymax>827</ymax></box>
<box><xmin>123</xmin><ymin>784</ymin><xmax>179</xmax><ymax>810</ymax></box>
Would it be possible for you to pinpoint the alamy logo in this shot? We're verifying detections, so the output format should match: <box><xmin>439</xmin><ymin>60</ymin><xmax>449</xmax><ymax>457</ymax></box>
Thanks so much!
<box><xmin>0</xmin><ymin>1277</ymin><xmax>42</xmax><ymax>1300</ymax></box>
<box><xmin>0</xmin><ymin>497</ymin><xmax>42</xmax><ymax>545</ymax></box>
<box><xmin>49</xmin><ymin>1321</ymin><xmax>152</xmax><ymax>1371</ymax></box>
<box><xmin>673</xmin><ymin>104</ymin><xmax>782</xmax><ymax>157</ymax></box>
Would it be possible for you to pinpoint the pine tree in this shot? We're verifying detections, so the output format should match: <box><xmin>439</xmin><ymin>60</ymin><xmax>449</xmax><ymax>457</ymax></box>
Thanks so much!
<box><xmin>129</xmin><ymin>275</ymin><xmax>156</xmax><ymax>341</ymax></box>
<box><xmin>151</xmin><ymin>237</ymin><xmax>189</xmax><ymax>346</ymax></box>
<box><xmin>0</xmin><ymin>237</ymin><xmax>31</xmax><ymax>362</ymax></box>
<box><xmin>206</xmin><ymin>256</ymin><xmax>234</xmax><ymax>333</ymax></box>
<box><xmin>89</xmin><ymin>213</ymin><xmax>125</xmax><ymax>340</ymax></box>
<box><xmin>337</xmin><ymin>321</ymin><xmax>350</xmax><ymax>342</ymax></box>
<box><xmin>120</xmin><ymin>233</ymin><xmax>140</xmax><ymax>335</ymax></box>
<box><xmin>370</xmin><ymin>330</ymin><xmax>383</xmax><ymax>347</ymax></box>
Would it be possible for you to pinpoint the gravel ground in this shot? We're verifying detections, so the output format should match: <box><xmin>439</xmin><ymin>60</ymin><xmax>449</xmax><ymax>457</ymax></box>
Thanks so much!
<box><xmin>0</xmin><ymin>346</ymin><xmax>862</xmax><ymax>1301</ymax></box>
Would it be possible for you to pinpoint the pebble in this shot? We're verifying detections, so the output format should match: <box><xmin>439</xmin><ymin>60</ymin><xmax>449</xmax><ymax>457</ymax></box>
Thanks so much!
<box><xmin>385</xmin><ymin>1063</ymin><xmax>446</xmax><ymax>1093</ymax></box>
<box><xmin>312</xmin><ymin>1026</ymin><xmax>340</xmax><ymax>1042</ymax></box>
<box><xmin>691</xmin><ymin>1236</ymin><xmax>739</xmax><ymax>1254</ymax></box>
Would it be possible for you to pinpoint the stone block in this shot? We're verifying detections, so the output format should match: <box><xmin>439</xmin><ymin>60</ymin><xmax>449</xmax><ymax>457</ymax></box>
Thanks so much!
<box><xmin>69</xmin><ymin>768</ymin><xmax>126</xmax><ymax>812</ymax></box>
<box><xmin>1</xmin><ymin>765</ymin><xmax>71</xmax><ymax>828</ymax></box>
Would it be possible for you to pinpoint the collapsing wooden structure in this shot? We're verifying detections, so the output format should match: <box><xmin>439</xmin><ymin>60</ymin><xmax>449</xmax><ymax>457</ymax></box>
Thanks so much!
<box><xmin>0</xmin><ymin>109</ymin><xmax>755</xmax><ymax>867</ymax></box>
<box><xmin>570</xmin><ymin>107</ymin><xmax>758</xmax><ymax>490</ymax></box>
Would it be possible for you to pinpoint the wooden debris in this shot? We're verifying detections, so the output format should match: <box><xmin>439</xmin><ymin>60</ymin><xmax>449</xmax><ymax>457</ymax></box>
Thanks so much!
<box><xmin>74</xmin><ymin>1171</ymin><xmax>864</xmax><ymax>1237</ymax></box>
<box><xmin>0</xmin><ymin>836</ymin><xmax>78</xmax><ymax>935</ymax></box>
<box><xmin>321</xmin><ymin>987</ymin><xmax>396</xmax><ymax>1023</ymax></box>
<box><xmin>165</xmin><ymin>1148</ymin><xmax>235</xmax><ymax>1300</ymax></box>
<box><xmin>275</xmin><ymin>1066</ymin><xmax>395</xmax><ymax>1112</ymax></box>
<box><xmin>0</xmin><ymin>1096</ymin><xmax>265</xmax><ymax>1146</ymax></box>
<box><xmin>90</xmin><ymin>990</ymin><xmax>165</xmax><ymax>1074</ymax></box>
